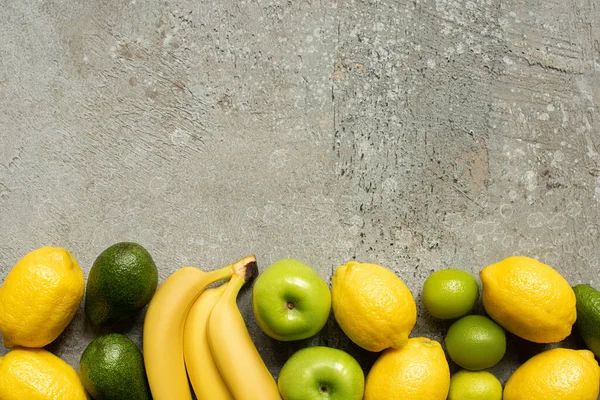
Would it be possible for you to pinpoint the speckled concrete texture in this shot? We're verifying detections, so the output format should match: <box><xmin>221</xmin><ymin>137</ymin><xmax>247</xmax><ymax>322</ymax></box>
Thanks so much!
<box><xmin>1</xmin><ymin>0</ymin><xmax>599</xmax><ymax>389</ymax></box>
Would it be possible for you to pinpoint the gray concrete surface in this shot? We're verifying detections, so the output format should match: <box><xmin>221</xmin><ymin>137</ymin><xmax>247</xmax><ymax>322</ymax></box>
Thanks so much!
<box><xmin>1</xmin><ymin>0</ymin><xmax>599</xmax><ymax>392</ymax></box>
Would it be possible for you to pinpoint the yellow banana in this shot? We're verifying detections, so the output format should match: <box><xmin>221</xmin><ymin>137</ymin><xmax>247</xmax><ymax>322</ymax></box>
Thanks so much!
<box><xmin>208</xmin><ymin>256</ymin><xmax>281</xmax><ymax>400</ymax></box>
<box><xmin>183</xmin><ymin>282</ymin><xmax>234</xmax><ymax>400</ymax></box>
<box><xmin>143</xmin><ymin>262</ymin><xmax>236</xmax><ymax>400</ymax></box>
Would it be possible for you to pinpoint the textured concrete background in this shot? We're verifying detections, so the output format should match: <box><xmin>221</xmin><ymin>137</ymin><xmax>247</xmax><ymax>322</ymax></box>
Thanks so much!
<box><xmin>1</xmin><ymin>0</ymin><xmax>600</xmax><ymax>390</ymax></box>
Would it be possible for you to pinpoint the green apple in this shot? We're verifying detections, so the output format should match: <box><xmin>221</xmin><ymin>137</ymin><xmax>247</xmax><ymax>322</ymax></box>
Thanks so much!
<box><xmin>278</xmin><ymin>346</ymin><xmax>365</xmax><ymax>400</ymax></box>
<box><xmin>252</xmin><ymin>258</ymin><xmax>331</xmax><ymax>341</ymax></box>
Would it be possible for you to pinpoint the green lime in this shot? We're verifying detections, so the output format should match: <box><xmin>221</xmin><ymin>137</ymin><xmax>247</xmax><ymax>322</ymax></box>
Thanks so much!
<box><xmin>448</xmin><ymin>370</ymin><xmax>503</xmax><ymax>400</ymax></box>
<box><xmin>445</xmin><ymin>315</ymin><xmax>506</xmax><ymax>370</ymax></box>
<box><xmin>422</xmin><ymin>269</ymin><xmax>479</xmax><ymax>319</ymax></box>
<box><xmin>573</xmin><ymin>284</ymin><xmax>600</xmax><ymax>358</ymax></box>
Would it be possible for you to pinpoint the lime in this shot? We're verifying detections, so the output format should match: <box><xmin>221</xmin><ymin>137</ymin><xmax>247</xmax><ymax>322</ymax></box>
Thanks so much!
<box><xmin>422</xmin><ymin>269</ymin><xmax>479</xmax><ymax>319</ymax></box>
<box><xmin>448</xmin><ymin>370</ymin><xmax>503</xmax><ymax>400</ymax></box>
<box><xmin>445</xmin><ymin>315</ymin><xmax>506</xmax><ymax>370</ymax></box>
<box><xmin>572</xmin><ymin>284</ymin><xmax>600</xmax><ymax>358</ymax></box>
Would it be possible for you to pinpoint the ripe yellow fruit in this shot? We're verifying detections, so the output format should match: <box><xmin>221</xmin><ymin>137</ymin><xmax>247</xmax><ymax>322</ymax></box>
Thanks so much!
<box><xmin>0</xmin><ymin>246</ymin><xmax>85</xmax><ymax>348</ymax></box>
<box><xmin>332</xmin><ymin>261</ymin><xmax>416</xmax><ymax>352</ymax></box>
<box><xmin>0</xmin><ymin>348</ymin><xmax>88</xmax><ymax>400</ymax></box>
<box><xmin>364</xmin><ymin>337</ymin><xmax>450</xmax><ymax>400</ymax></box>
<box><xmin>480</xmin><ymin>256</ymin><xmax>576</xmax><ymax>343</ymax></box>
<box><xmin>503</xmin><ymin>348</ymin><xmax>599</xmax><ymax>400</ymax></box>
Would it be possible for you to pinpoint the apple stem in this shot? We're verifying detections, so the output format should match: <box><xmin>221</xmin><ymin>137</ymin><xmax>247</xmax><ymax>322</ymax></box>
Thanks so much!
<box><xmin>286</xmin><ymin>302</ymin><xmax>295</xmax><ymax>310</ymax></box>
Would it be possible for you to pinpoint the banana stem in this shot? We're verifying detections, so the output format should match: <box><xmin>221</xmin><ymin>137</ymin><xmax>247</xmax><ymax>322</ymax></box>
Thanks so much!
<box><xmin>223</xmin><ymin>273</ymin><xmax>246</xmax><ymax>302</ymax></box>
<box><xmin>211</xmin><ymin>263</ymin><xmax>238</xmax><ymax>281</ymax></box>
<box><xmin>230</xmin><ymin>255</ymin><xmax>258</xmax><ymax>282</ymax></box>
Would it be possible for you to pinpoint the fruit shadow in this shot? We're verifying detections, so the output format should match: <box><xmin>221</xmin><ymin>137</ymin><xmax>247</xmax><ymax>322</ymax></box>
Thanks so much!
<box><xmin>87</xmin><ymin>308</ymin><xmax>146</xmax><ymax>335</ymax></box>
<box><xmin>44</xmin><ymin>304</ymin><xmax>97</xmax><ymax>365</ymax></box>
<box><xmin>268</xmin><ymin>312</ymin><xmax>382</xmax><ymax>378</ymax></box>
<box><xmin>322</xmin><ymin>313</ymin><xmax>381</xmax><ymax>375</ymax></box>
<box><xmin>71</xmin><ymin>303</ymin><xmax>148</xmax><ymax>352</ymax></box>
<box><xmin>502</xmin><ymin>325</ymin><xmax>588</xmax><ymax>363</ymax></box>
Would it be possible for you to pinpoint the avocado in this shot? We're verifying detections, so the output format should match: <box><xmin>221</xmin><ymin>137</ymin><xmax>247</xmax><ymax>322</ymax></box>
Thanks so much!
<box><xmin>85</xmin><ymin>242</ymin><xmax>158</xmax><ymax>326</ymax></box>
<box><xmin>79</xmin><ymin>333</ymin><xmax>151</xmax><ymax>400</ymax></box>
<box><xmin>573</xmin><ymin>283</ymin><xmax>600</xmax><ymax>358</ymax></box>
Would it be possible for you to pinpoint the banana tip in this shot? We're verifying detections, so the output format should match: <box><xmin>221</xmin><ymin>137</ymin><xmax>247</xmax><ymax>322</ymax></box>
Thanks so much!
<box><xmin>232</xmin><ymin>255</ymin><xmax>259</xmax><ymax>282</ymax></box>
<box><xmin>244</xmin><ymin>259</ymin><xmax>258</xmax><ymax>282</ymax></box>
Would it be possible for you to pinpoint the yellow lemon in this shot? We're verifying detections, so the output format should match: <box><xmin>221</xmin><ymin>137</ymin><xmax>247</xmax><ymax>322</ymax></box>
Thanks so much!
<box><xmin>0</xmin><ymin>246</ymin><xmax>85</xmax><ymax>348</ymax></box>
<box><xmin>364</xmin><ymin>337</ymin><xmax>450</xmax><ymax>400</ymax></box>
<box><xmin>503</xmin><ymin>348</ymin><xmax>599</xmax><ymax>400</ymax></box>
<box><xmin>332</xmin><ymin>261</ymin><xmax>416</xmax><ymax>352</ymax></box>
<box><xmin>0</xmin><ymin>348</ymin><xmax>88</xmax><ymax>400</ymax></box>
<box><xmin>480</xmin><ymin>256</ymin><xmax>575</xmax><ymax>343</ymax></box>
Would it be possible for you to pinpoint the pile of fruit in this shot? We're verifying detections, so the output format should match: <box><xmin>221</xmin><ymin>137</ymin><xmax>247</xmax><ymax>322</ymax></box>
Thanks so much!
<box><xmin>0</xmin><ymin>244</ymin><xmax>599</xmax><ymax>400</ymax></box>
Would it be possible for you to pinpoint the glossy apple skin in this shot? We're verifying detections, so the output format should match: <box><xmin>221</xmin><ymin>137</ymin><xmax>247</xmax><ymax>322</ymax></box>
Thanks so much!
<box><xmin>278</xmin><ymin>346</ymin><xmax>365</xmax><ymax>400</ymax></box>
<box><xmin>252</xmin><ymin>258</ymin><xmax>331</xmax><ymax>341</ymax></box>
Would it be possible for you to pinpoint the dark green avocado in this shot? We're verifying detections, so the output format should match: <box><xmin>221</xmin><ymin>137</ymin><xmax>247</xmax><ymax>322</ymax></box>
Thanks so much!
<box><xmin>85</xmin><ymin>242</ymin><xmax>158</xmax><ymax>326</ymax></box>
<box><xmin>79</xmin><ymin>333</ymin><xmax>151</xmax><ymax>400</ymax></box>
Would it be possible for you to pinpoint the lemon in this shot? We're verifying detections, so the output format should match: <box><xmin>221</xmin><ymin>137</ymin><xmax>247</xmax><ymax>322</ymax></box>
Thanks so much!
<box><xmin>503</xmin><ymin>348</ymin><xmax>599</xmax><ymax>400</ymax></box>
<box><xmin>480</xmin><ymin>256</ymin><xmax>576</xmax><ymax>343</ymax></box>
<box><xmin>332</xmin><ymin>261</ymin><xmax>417</xmax><ymax>352</ymax></box>
<box><xmin>448</xmin><ymin>370</ymin><xmax>503</xmax><ymax>400</ymax></box>
<box><xmin>0</xmin><ymin>348</ymin><xmax>88</xmax><ymax>400</ymax></box>
<box><xmin>422</xmin><ymin>269</ymin><xmax>479</xmax><ymax>319</ymax></box>
<box><xmin>364</xmin><ymin>337</ymin><xmax>450</xmax><ymax>400</ymax></box>
<box><xmin>0</xmin><ymin>246</ymin><xmax>85</xmax><ymax>348</ymax></box>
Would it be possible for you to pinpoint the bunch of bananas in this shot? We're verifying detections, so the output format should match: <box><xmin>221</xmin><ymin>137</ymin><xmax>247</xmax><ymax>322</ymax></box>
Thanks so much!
<box><xmin>143</xmin><ymin>255</ymin><xmax>281</xmax><ymax>400</ymax></box>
